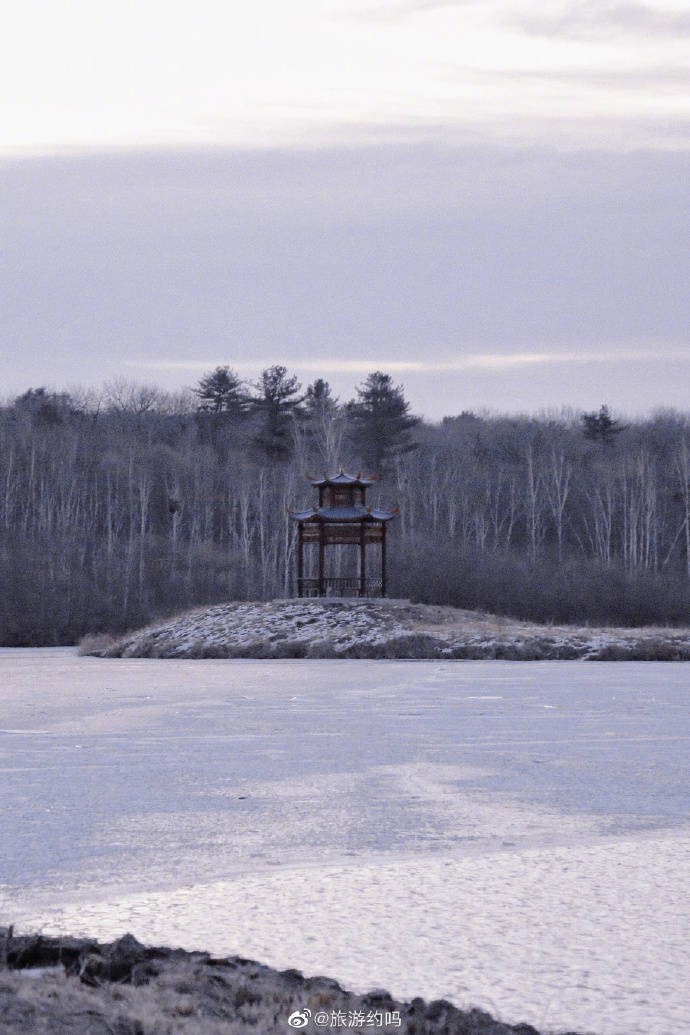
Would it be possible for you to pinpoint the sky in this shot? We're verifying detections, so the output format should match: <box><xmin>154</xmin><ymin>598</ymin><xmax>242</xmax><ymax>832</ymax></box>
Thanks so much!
<box><xmin>1</xmin><ymin>0</ymin><xmax>688</xmax><ymax>419</ymax></box>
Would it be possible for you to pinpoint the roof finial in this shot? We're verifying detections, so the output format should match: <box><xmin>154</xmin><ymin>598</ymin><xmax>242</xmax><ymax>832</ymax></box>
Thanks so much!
<box><xmin>339</xmin><ymin>466</ymin><xmax>344</xmax><ymax>474</ymax></box>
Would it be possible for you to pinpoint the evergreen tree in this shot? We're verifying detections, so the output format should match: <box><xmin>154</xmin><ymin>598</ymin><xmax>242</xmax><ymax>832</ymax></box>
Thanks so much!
<box><xmin>193</xmin><ymin>366</ymin><xmax>246</xmax><ymax>417</ymax></box>
<box><xmin>250</xmin><ymin>365</ymin><xmax>305</xmax><ymax>459</ymax></box>
<box><xmin>348</xmin><ymin>370</ymin><xmax>419</xmax><ymax>474</ymax></box>
<box><xmin>304</xmin><ymin>378</ymin><xmax>338</xmax><ymax>420</ymax></box>
<box><xmin>13</xmin><ymin>387</ymin><xmax>78</xmax><ymax>425</ymax></box>
<box><xmin>581</xmin><ymin>404</ymin><xmax>625</xmax><ymax>446</ymax></box>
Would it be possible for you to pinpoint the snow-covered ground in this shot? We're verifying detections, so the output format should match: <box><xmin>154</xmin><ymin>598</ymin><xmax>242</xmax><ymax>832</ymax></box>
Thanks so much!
<box><xmin>1</xmin><ymin>649</ymin><xmax>688</xmax><ymax>1034</ymax></box>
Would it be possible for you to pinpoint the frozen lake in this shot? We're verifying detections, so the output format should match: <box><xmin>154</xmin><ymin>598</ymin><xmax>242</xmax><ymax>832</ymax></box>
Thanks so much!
<box><xmin>1</xmin><ymin>649</ymin><xmax>688</xmax><ymax>1034</ymax></box>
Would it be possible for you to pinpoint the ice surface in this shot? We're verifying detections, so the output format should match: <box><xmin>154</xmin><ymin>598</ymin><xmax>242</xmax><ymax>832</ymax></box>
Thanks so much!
<box><xmin>1</xmin><ymin>649</ymin><xmax>688</xmax><ymax>1034</ymax></box>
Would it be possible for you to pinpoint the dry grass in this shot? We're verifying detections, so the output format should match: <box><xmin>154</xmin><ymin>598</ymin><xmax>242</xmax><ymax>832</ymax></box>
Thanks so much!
<box><xmin>0</xmin><ymin>965</ymin><xmax>243</xmax><ymax>1034</ymax></box>
<box><xmin>76</xmin><ymin>632</ymin><xmax>118</xmax><ymax>656</ymax></box>
<box><xmin>0</xmin><ymin>930</ymin><xmax>547</xmax><ymax>1035</ymax></box>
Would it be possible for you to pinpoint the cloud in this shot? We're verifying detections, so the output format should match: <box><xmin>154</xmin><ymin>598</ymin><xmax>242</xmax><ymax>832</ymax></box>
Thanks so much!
<box><xmin>348</xmin><ymin>0</ymin><xmax>690</xmax><ymax>37</ymax></box>
<box><xmin>2</xmin><ymin>142</ymin><xmax>687</xmax><ymax>415</ymax></box>
<box><xmin>513</xmin><ymin>2</ymin><xmax>690</xmax><ymax>40</ymax></box>
<box><xmin>126</xmin><ymin>349</ymin><xmax>689</xmax><ymax>377</ymax></box>
<box><xmin>342</xmin><ymin>0</ymin><xmax>480</xmax><ymax>22</ymax></box>
<box><xmin>452</xmin><ymin>65</ymin><xmax>690</xmax><ymax>93</ymax></box>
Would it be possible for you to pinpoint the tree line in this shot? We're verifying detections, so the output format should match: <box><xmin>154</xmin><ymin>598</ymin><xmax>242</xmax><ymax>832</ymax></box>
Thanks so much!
<box><xmin>1</xmin><ymin>367</ymin><xmax>688</xmax><ymax>645</ymax></box>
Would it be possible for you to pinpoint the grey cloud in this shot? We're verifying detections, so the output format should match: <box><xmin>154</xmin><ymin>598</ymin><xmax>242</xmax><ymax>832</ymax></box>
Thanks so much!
<box><xmin>526</xmin><ymin>67</ymin><xmax>690</xmax><ymax>90</ymax></box>
<box><xmin>445</xmin><ymin>64</ymin><xmax>690</xmax><ymax>92</ymax></box>
<box><xmin>0</xmin><ymin>142</ymin><xmax>687</xmax><ymax>414</ymax></box>
<box><xmin>513</xmin><ymin>2</ymin><xmax>690</xmax><ymax>39</ymax></box>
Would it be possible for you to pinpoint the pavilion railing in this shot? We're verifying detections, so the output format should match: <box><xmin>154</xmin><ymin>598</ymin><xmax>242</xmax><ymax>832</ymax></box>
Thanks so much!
<box><xmin>297</xmin><ymin>576</ymin><xmax>383</xmax><ymax>598</ymax></box>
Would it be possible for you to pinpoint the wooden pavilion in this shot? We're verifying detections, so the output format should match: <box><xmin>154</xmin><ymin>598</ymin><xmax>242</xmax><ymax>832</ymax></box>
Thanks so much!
<box><xmin>289</xmin><ymin>470</ymin><xmax>397</xmax><ymax>597</ymax></box>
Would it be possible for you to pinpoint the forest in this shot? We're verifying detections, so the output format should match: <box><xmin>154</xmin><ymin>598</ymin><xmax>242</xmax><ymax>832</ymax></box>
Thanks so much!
<box><xmin>1</xmin><ymin>366</ymin><xmax>689</xmax><ymax>646</ymax></box>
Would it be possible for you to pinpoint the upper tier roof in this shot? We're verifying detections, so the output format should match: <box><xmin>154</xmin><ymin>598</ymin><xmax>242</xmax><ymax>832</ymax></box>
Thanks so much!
<box><xmin>311</xmin><ymin>470</ymin><xmax>375</xmax><ymax>488</ymax></box>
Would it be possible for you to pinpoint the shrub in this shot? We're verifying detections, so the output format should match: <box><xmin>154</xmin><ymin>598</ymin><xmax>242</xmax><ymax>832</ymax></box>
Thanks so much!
<box><xmin>76</xmin><ymin>633</ymin><xmax>117</xmax><ymax>656</ymax></box>
<box><xmin>391</xmin><ymin>540</ymin><xmax>690</xmax><ymax>628</ymax></box>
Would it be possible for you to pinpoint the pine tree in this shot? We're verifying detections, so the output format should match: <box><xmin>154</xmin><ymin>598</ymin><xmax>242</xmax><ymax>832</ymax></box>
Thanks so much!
<box><xmin>304</xmin><ymin>378</ymin><xmax>338</xmax><ymax>420</ymax></box>
<box><xmin>348</xmin><ymin>370</ymin><xmax>419</xmax><ymax>474</ymax></box>
<box><xmin>13</xmin><ymin>387</ymin><xmax>78</xmax><ymax>425</ymax></box>
<box><xmin>581</xmin><ymin>404</ymin><xmax>625</xmax><ymax>446</ymax></box>
<box><xmin>250</xmin><ymin>365</ymin><xmax>305</xmax><ymax>459</ymax></box>
<box><xmin>193</xmin><ymin>366</ymin><xmax>246</xmax><ymax>416</ymax></box>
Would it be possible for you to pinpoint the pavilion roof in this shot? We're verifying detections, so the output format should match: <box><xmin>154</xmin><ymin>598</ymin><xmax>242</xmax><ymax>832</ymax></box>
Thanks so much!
<box><xmin>310</xmin><ymin>470</ymin><xmax>375</xmax><ymax>488</ymax></box>
<box><xmin>290</xmin><ymin>505</ymin><xmax>396</xmax><ymax>523</ymax></box>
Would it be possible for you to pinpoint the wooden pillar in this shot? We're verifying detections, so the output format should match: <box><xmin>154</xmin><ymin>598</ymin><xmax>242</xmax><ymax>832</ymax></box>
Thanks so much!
<box><xmin>359</xmin><ymin>521</ymin><xmax>366</xmax><ymax>597</ymax></box>
<box><xmin>381</xmin><ymin>522</ymin><xmax>387</xmax><ymax>597</ymax></box>
<box><xmin>297</xmin><ymin>523</ymin><xmax>304</xmax><ymax>597</ymax></box>
<box><xmin>318</xmin><ymin>521</ymin><xmax>325</xmax><ymax>596</ymax></box>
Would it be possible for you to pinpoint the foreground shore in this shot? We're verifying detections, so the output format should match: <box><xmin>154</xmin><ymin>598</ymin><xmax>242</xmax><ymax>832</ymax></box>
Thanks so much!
<box><xmin>1</xmin><ymin>929</ymin><xmax>584</xmax><ymax>1035</ymax></box>
<box><xmin>4</xmin><ymin>655</ymin><xmax>686</xmax><ymax>1032</ymax></box>
<box><xmin>81</xmin><ymin>598</ymin><xmax>690</xmax><ymax>660</ymax></box>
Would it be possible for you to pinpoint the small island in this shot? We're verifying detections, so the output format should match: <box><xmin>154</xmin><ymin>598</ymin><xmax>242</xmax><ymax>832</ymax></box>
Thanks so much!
<box><xmin>82</xmin><ymin>597</ymin><xmax>690</xmax><ymax>661</ymax></box>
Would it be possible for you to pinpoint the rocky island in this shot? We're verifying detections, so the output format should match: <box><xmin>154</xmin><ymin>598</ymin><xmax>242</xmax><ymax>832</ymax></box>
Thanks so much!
<box><xmin>82</xmin><ymin>598</ymin><xmax>690</xmax><ymax>661</ymax></box>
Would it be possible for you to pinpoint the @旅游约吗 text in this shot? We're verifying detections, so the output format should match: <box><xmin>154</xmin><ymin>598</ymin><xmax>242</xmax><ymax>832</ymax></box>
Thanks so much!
<box><xmin>287</xmin><ymin>1007</ymin><xmax>402</xmax><ymax>1028</ymax></box>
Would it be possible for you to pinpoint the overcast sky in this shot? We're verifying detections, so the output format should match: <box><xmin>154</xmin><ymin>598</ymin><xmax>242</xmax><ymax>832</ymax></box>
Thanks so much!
<box><xmin>1</xmin><ymin>0</ymin><xmax>688</xmax><ymax>419</ymax></box>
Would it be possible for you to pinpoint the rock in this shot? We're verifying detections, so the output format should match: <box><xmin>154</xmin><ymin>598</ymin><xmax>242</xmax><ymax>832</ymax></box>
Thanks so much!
<box><xmin>365</xmin><ymin>987</ymin><xmax>396</xmax><ymax>1004</ymax></box>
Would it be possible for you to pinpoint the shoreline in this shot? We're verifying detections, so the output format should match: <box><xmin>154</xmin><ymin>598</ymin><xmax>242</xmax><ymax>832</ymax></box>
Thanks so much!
<box><xmin>0</xmin><ymin>928</ymin><xmax>583</xmax><ymax>1035</ymax></box>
